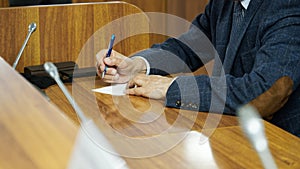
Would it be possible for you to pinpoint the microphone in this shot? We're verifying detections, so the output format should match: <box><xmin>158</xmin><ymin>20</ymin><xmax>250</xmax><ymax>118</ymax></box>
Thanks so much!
<box><xmin>11</xmin><ymin>22</ymin><xmax>49</xmax><ymax>101</ymax></box>
<box><xmin>44</xmin><ymin>62</ymin><xmax>88</xmax><ymax>122</ymax></box>
<box><xmin>12</xmin><ymin>22</ymin><xmax>37</xmax><ymax>69</ymax></box>
<box><xmin>44</xmin><ymin>62</ymin><xmax>129</xmax><ymax>169</ymax></box>
<box><xmin>237</xmin><ymin>105</ymin><xmax>278</xmax><ymax>169</ymax></box>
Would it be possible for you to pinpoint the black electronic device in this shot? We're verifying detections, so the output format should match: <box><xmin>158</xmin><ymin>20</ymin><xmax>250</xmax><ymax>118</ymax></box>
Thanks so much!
<box><xmin>9</xmin><ymin>0</ymin><xmax>71</xmax><ymax>7</ymax></box>
<box><xmin>23</xmin><ymin>61</ymin><xmax>77</xmax><ymax>89</ymax></box>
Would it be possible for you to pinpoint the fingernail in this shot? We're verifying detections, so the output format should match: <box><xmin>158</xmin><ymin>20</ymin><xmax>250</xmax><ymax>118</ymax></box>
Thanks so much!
<box><xmin>111</xmin><ymin>69</ymin><xmax>117</xmax><ymax>74</ymax></box>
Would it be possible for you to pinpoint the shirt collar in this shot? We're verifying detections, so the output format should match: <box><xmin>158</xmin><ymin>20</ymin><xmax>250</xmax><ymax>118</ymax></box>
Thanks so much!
<box><xmin>241</xmin><ymin>0</ymin><xmax>251</xmax><ymax>10</ymax></box>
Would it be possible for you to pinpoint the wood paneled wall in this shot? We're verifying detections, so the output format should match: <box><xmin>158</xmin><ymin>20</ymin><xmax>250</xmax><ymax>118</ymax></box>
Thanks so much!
<box><xmin>167</xmin><ymin>0</ymin><xmax>209</xmax><ymax>21</ymax></box>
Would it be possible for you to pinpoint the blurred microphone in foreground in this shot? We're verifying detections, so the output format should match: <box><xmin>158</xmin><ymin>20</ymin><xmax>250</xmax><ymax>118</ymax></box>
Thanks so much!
<box><xmin>237</xmin><ymin>104</ymin><xmax>278</xmax><ymax>169</ymax></box>
<box><xmin>44</xmin><ymin>62</ymin><xmax>129</xmax><ymax>169</ymax></box>
<box><xmin>12</xmin><ymin>22</ymin><xmax>36</xmax><ymax>69</ymax></box>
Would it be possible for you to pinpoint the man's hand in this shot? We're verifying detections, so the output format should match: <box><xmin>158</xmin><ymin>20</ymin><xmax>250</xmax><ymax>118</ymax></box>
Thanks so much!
<box><xmin>126</xmin><ymin>74</ymin><xmax>175</xmax><ymax>100</ymax></box>
<box><xmin>96</xmin><ymin>50</ymin><xmax>147</xmax><ymax>83</ymax></box>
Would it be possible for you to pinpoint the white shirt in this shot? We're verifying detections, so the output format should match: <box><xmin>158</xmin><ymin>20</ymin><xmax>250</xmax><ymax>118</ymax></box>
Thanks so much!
<box><xmin>241</xmin><ymin>0</ymin><xmax>251</xmax><ymax>10</ymax></box>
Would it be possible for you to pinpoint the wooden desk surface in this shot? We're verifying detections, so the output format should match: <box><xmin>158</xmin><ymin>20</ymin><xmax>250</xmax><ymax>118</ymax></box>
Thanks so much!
<box><xmin>123</xmin><ymin>123</ymin><xmax>300</xmax><ymax>169</ymax></box>
<box><xmin>0</xmin><ymin>57</ymin><xmax>77</xmax><ymax>169</ymax></box>
<box><xmin>45</xmin><ymin>75</ymin><xmax>300</xmax><ymax>169</ymax></box>
<box><xmin>209</xmin><ymin>123</ymin><xmax>300</xmax><ymax>169</ymax></box>
<box><xmin>0</xmin><ymin>56</ymin><xmax>299</xmax><ymax>168</ymax></box>
<box><xmin>45</xmin><ymin>76</ymin><xmax>240</xmax><ymax>134</ymax></box>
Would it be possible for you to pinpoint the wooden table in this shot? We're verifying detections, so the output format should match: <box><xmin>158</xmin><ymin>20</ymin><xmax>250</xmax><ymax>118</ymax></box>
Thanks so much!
<box><xmin>0</xmin><ymin>56</ymin><xmax>300</xmax><ymax>168</ymax></box>
<box><xmin>44</xmin><ymin>72</ymin><xmax>300</xmax><ymax>169</ymax></box>
<box><xmin>45</xmin><ymin>76</ymin><xmax>240</xmax><ymax>132</ymax></box>
<box><xmin>0</xmin><ymin>57</ymin><xmax>77</xmax><ymax>169</ymax></box>
<box><xmin>124</xmin><ymin>124</ymin><xmax>300</xmax><ymax>169</ymax></box>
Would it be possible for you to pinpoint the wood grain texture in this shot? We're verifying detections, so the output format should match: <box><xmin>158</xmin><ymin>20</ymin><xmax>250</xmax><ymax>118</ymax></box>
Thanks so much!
<box><xmin>0</xmin><ymin>57</ymin><xmax>77</xmax><ymax>169</ymax></box>
<box><xmin>0</xmin><ymin>2</ymin><xmax>150</xmax><ymax>71</ymax></box>
<box><xmin>124</xmin><ymin>123</ymin><xmax>300</xmax><ymax>169</ymax></box>
<box><xmin>72</xmin><ymin>0</ymin><xmax>209</xmax><ymax>44</ymax></box>
<box><xmin>1</xmin><ymin>0</ymin><xmax>209</xmax><ymax>57</ymax></box>
<box><xmin>44</xmin><ymin>75</ymin><xmax>300</xmax><ymax>168</ymax></box>
<box><xmin>209</xmin><ymin>123</ymin><xmax>300</xmax><ymax>169</ymax></box>
<box><xmin>166</xmin><ymin>0</ymin><xmax>209</xmax><ymax>21</ymax></box>
<box><xmin>73</xmin><ymin>0</ymin><xmax>167</xmax><ymax>13</ymax></box>
<box><xmin>0</xmin><ymin>0</ymin><xmax>9</xmax><ymax>7</ymax></box>
<box><xmin>0</xmin><ymin>7</ymin><xmax>40</xmax><ymax>69</ymax></box>
<box><xmin>45</xmin><ymin>76</ymin><xmax>239</xmax><ymax>137</ymax></box>
<box><xmin>73</xmin><ymin>0</ymin><xmax>208</xmax><ymax>21</ymax></box>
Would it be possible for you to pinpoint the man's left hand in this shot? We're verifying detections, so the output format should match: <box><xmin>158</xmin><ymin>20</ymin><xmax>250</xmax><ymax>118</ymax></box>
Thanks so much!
<box><xmin>126</xmin><ymin>74</ymin><xmax>174</xmax><ymax>100</ymax></box>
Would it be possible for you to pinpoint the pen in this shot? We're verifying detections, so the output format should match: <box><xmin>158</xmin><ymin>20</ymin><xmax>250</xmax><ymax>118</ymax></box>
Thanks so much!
<box><xmin>101</xmin><ymin>34</ymin><xmax>115</xmax><ymax>78</ymax></box>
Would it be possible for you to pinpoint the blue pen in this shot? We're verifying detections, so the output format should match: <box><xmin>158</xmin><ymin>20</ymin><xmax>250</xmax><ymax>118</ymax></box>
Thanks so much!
<box><xmin>101</xmin><ymin>34</ymin><xmax>115</xmax><ymax>78</ymax></box>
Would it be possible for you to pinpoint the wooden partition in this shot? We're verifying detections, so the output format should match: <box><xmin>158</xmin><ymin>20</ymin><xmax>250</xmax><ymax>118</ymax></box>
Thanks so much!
<box><xmin>0</xmin><ymin>2</ymin><xmax>150</xmax><ymax>71</ymax></box>
<box><xmin>1</xmin><ymin>0</ymin><xmax>208</xmax><ymax>23</ymax></box>
<box><xmin>1</xmin><ymin>0</ymin><xmax>209</xmax><ymax>21</ymax></box>
<box><xmin>0</xmin><ymin>0</ymin><xmax>9</xmax><ymax>7</ymax></box>
<box><xmin>74</xmin><ymin>0</ymin><xmax>167</xmax><ymax>13</ymax></box>
<box><xmin>73</xmin><ymin>0</ymin><xmax>209</xmax><ymax>21</ymax></box>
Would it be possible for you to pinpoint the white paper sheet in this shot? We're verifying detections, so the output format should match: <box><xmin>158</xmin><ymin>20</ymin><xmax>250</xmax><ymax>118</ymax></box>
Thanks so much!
<box><xmin>92</xmin><ymin>84</ymin><xmax>127</xmax><ymax>96</ymax></box>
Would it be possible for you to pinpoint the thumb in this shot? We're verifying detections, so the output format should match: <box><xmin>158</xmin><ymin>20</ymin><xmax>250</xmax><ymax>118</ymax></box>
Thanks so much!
<box><xmin>104</xmin><ymin>51</ymin><xmax>128</xmax><ymax>68</ymax></box>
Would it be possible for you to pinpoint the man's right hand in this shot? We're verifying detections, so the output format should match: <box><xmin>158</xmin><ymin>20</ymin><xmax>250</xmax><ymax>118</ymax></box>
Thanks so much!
<box><xmin>95</xmin><ymin>49</ymin><xmax>147</xmax><ymax>84</ymax></box>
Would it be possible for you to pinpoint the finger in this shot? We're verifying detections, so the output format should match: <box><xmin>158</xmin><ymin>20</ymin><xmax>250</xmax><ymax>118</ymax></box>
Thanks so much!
<box><xmin>96</xmin><ymin>49</ymin><xmax>108</xmax><ymax>61</ymax></box>
<box><xmin>103</xmin><ymin>52</ymin><xmax>122</xmax><ymax>67</ymax></box>
<box><xmin>104</xmin><ymin>67</ymin><xmax>117</xmax><ymax>75</ymax></box>
<box><xmin>131</xmin><ymin>74</ymin><xmax>149</xmax><ymax>86</ymax></box>
<box><xmin>96</xmin><ymin>69</ymin><xmax>102</xmax><ymax>77</ymax></box>
<box><xmin>102</xmin><ymin>74</ymin><xmax>120</xmax><ymax>83</ymax></box>
<box><xmin>107</xmin><ymin>56</ymin><xmax>131</xmax><ymax>71</ymax></box>
<box><xmin>96</xmin><ymin>50</ymin><xmax>109</xmax><ymax>71</ymax></box>
<box><xmin>127</xmin><ymin>75</ymin><xmax>141</xmax><ymax>88</ymax></box>
<box><xmin>127</xmin><ymin>80</ymin><xmax>137</xmax><ymax>88</ymax></box>
<box><xmin>96</xmin><ymin>65</ymin><xmax>117</xmax><ymax>77</ymax></box>
<box><xmin>96</xmin><ymin>63</ymin><xmax>106</xmax><ymax>77</ymax></box>
<box><xmin>117</xmin><ymin>58</ymin><xmax>129</xmax><ymax>69</ymax></box>
<box><xmin>126</xmin><ymin>87</ymin><xmax>145</xmax><ymax>97</ymax></box>
<box><xmin>95</xmin><ymin>60</ymin><xmax>105</xmax><ymax>71</ymax></box>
